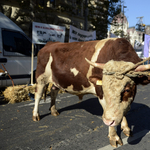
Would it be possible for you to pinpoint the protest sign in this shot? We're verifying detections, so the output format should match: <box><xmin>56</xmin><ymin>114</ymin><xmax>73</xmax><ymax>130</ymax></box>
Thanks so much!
<box><xmin>31</xmin><ymin>22</ymin><xmax>65</xmax><ymax>83</ymax></box>
<box><xmin>32</xmin><ymin>22</ymin><xmax>65</xmax><ymax>44</ymax></box>
<box><xmin>69</xmin><ymin>25</ymin><xmax>96</xmax><ymax>42</ymax></box>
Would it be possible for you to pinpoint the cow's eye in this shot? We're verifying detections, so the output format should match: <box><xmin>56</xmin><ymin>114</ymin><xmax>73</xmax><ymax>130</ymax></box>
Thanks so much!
<box><xmin>125</xmin><ymin>89</ymin><xmax>130</xmax><ymax>93</ymax></box>
<box><xmin>121</xmin><ymin>89</ymin><xmax>131</xmax><ymax>102</ymax></box>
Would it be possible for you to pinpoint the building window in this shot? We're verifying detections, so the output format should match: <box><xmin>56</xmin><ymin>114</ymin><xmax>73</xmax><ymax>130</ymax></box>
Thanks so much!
<box><xmin>139</xmin><ymin>34</ymin><xmax>141</xmax><ymax>41</ymax></box>
<box><xmin>2</xmin><ymin>29</ymin><xmax>32</xmax><ymax>56</ymax></box>
<box><xmin>39</xmin><ymin>0</ymin><xmax>45</xmax><ymax>6</ymax></box>
<box><xmin>72</xmin><ymin>0</ymin><xmax>84</xmax><ymax>16</ymax></box>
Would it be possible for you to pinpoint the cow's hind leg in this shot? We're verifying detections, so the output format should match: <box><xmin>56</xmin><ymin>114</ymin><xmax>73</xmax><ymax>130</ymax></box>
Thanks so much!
<box><xmin>32</xmin><ymin>83</ymin><xmax>45</xmax><ymax>121</ymax></box>
<box><xmin>50</xmin><ymin>84</ymin><xmax>60</xmax><ymax>116</ymax></box>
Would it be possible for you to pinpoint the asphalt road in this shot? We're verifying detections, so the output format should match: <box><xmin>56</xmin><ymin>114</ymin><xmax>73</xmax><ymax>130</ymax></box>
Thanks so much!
<box><xmin>1</xmin><ymin>84</ymin><xmax>150</xmax><ymax>150</ymax></box>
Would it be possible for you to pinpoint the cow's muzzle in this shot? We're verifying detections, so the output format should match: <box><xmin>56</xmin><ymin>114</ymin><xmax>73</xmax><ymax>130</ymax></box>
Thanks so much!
<box><xmin>103</xmin><ymin>118</ymin><xmax>116</xmax><ymax>126</ymax></box>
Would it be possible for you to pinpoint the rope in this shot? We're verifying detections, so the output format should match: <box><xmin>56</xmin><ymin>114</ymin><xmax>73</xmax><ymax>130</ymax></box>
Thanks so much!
<box><xmin>121</xmin><ymin>57</ymin><xmax>150</xmax><ymax>75</ymax></box>
<box><xmin>103</xmin><ymin>57</ymin><xmax>150</xmax><ymax>79</ymax></box>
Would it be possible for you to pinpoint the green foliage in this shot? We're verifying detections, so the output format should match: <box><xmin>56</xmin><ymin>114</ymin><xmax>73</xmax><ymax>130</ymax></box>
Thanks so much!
<box><xmin>88</xmin><ymin>0</ymin><xmax>121</xmax><ymax>39</ymax></box>
<box><xmin>114</xmin><ymin>30</ymin><xmax>123</xmax><ymax>37</ymax></box>
<box><xmin>1</xmin><ymin>0</ymin><xmax>122</xmax><ymax>40</ymax></box>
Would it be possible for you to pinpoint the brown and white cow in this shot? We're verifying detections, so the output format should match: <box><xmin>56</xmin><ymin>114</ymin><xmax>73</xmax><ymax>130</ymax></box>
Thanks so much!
<box><xmin>32</xmin><ymin>38</ymin><xmax>150</xmax><ymax>147</ymax></box>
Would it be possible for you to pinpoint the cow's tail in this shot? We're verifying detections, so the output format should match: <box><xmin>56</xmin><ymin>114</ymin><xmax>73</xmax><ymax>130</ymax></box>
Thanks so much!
<box><xmin>43</xmin><ymin>84</ymin><xmax>49</xmax><ymax>102</ymax></box>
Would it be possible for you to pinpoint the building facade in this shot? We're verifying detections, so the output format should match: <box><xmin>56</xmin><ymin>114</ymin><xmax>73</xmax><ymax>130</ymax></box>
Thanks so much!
<box><xmin>0</xmin><ymin>0</ymin><xmax>110</xmax><ymax>42</ymax></box>
<box><xmin>110</xmin><ymin>12</ymin><xmax>129</xmax><ymax>38</ymax></box>
<box><xmin>0</xmin><ymin>0</ymin><xmax>93</xmax><ymax>42</ymax></box>
<box><xmin>109</xmin><ymin>12</ymin><xmax>150</xmax><ymax>47</ymax></box>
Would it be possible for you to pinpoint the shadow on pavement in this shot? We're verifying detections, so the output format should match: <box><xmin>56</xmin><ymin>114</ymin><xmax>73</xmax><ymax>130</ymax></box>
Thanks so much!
<box><xmin>0</xmin><ymin>96</ymin><xmax>8</xmax><ymax>105</ymax></box>
<box><xmin>58</xmin><ymin>97</ymin><xmax>103</xmax><ymax>117</ymax></box>
<box><xmin>42</xmin><ymin>96</ymin><xmax>150</xmax><ymax>146</ymax></box>
<box><xmin>40</xmin><ymin>97</ymin><xmax>150</xmax><ymax>147</ymax></box>
<box><xmin>40</xmin><ymin>112</ymin><xmax>51</xmax><ymax>120</ymax></box>
<box><xmin>0</xmin><ymin>87</ymin><xmax>8</xmax><ymax>105</ymax></box>
<box><xmin>117</xmin><ymin>102</ymin><xmax>150</xmax><ymax>146</ymax></box>
<box><xmin>128</xmin><ymin>102</ymin><xmax>150</xmax><ymax>145</ymax></box>
<box><xmin>40</xmin><ymin>97</ymin><xmax>103</xmax><ymax>120</ymax></box>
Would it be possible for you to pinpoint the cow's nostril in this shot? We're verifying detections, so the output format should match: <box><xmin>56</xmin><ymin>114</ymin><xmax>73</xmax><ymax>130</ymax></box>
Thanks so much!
<box><xmin>110</xmin><ymin>120</ymin><xmax>115</xmax><ymax>126</ymax></box>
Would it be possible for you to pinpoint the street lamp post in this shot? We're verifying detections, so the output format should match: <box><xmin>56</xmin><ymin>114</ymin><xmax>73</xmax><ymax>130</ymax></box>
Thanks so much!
<box><xmin>122</xmin><ymin>3</ymin><xmax>127</xmax><ymax>37</ymax></box>
<box><xmin>84</xmin><ymin>0</ymin><xmax>88</xmax><ymax>31</ymax></box>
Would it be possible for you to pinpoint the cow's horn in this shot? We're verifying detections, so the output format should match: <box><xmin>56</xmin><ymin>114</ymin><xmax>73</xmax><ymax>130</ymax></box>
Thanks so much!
<box><xmin>85</xmin><ymin>58</ymin><xmax>105</xmax><ymax>69</ymax></box>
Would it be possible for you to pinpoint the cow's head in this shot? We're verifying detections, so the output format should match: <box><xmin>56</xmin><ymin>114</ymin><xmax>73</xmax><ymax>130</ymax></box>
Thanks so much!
<box><xmin>86</xmin><ymin>58</ymin><xmax>150</xmax><ymax>127</ymax></box>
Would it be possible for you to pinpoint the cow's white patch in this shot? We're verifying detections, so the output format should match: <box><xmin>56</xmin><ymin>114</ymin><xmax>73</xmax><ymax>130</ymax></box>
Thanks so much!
<box><xmin>65</xmin><ymin>84</ymin><xmax>96</xmax><ymax>95</ymax></box>
<box><xmin>81</xmin><ymin>85</ymin><xmax>96</xmax><ymax>94</ymax></box>
<box><xmin>70</xmin><ymin>68</ymin><xmax>79</xmax><ymax>76</ymax></box>
<box><xmin>37</xmin><ymin>53</ymin><xmax>54</xmax><ymax>85</ymax></box>
<box><xmin>86</xmin><ymin>38</ymin><xmax>117</xmax><ymax>79</ymax></box>
<box><xmin>45</xmin><ymin>53</ymin><xmax>53</xmax><ymax>82</ymax></box>
<box><xmin>66</xmin><ymin>85</ymin><xmax>74</xmax><ymax>92</ymax></box>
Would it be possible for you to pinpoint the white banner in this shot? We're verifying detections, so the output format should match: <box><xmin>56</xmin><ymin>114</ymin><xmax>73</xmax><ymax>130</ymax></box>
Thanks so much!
<box><xmin>32</xmin><ymin>22</ymin><xmax>65</xmax><ymax>44</ymax></box>
<box><xmin>144</xmin><ymin>34</ymin><xmax>150</xmax><ymax>58</ymax></box>
<box><xmin>69</xmin><ymin>25</ymin><xmax>96</xmax><ymax>42</ymax></box>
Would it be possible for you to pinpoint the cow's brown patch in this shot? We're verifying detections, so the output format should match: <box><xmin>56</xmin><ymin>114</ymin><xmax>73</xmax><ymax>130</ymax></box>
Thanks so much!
<box><xmin>121</xmin><ymin>83</ymin><xmax>136</xmax><ymax>102</ymax></box>
<box><xmin>96</xmin><ymin>38</ymin><xmax>141</xmax><ymax>64</ymax></box>
<box><xmin>95</xmin><ymin>85</ymin><xmax>103</xmax><ymax>99</ymax></box>
<box><xmin>50</xmin><ymin>41</ymin><xmax>99</xmax><ymax>91</ymax></box>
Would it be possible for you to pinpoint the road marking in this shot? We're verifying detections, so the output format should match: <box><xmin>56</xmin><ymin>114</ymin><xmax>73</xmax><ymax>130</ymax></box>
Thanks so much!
<box><xmin>18</xmin><ymin>98</ymin><xmax>60</xmax><ymax>107</ymax></box>
<box><xmin>18</xmin><ymin>95</ymin><xmax>76</xmax><ymax>108</ymax></box>
<box><xmin>59</xmin><ymin>95</ymin><xmax>76</xmax><ymax>99</ymax></box>
<box><xmin>97</xmin><ymin>129</ymin><xmax>150</xmax><ymax>150</ymax></box>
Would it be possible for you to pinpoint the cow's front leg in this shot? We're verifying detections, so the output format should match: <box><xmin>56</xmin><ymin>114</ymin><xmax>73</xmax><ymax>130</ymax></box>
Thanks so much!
<box><xmin>50</xmin><ymin>85</ymin><xmax>60</xmax><ymax>116</ymax></box>
<box><xmin>121</xmin><ymin>116</ymin><xmax>131</xmax><ymax>137</ymax></box>
<box><xmin>32</xmin><ymin>84</ymin><xmax>45</xmax><ymax>121</ymax></box>
<box><xmin>108</xmin><ymin>126</ymin><xmax>123</xmax><ymax>147</ymax></box>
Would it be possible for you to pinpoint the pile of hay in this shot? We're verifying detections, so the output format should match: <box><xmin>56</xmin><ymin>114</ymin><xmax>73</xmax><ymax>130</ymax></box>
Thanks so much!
<box><xmin>3</xmin><ymin>84</ymin><xmax>36</xmax><ymax>104</ymax></box>
<box><xmin>3</xmin><ymin>83</ymin><xmax>65</xmax><ymax>104</ymax></box>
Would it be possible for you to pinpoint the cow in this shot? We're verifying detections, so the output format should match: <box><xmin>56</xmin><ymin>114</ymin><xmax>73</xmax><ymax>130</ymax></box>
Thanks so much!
<box><xmin>32</xmin><ymin>38</ymin><xmax>150</xmax><ymax>147</ymax></box>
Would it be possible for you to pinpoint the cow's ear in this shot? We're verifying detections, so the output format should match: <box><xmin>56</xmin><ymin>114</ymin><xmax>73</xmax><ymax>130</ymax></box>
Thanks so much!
<box><xmin>89</xmin><ymin>76</ymin><xmax>102</xmax><ymax>86</ymax></box>
<box><xmin>89</xmin><ymin>76</ymin><xmax>103</xmax><ymax>99</ymax></box>
<box><xmin>135</xmin><ymin>76</ymin><xmax>150</xmax><ymax>85</ymax></box>
<box><xmin>134</xmin><ymin>64</ymin><xmax>150</xmax><ymax>85</ymax></box>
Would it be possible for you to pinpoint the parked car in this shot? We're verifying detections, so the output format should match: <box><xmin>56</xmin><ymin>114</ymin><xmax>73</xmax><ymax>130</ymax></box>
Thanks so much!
<box><xmin>0</xmin><ymin>12</ymin><xmax>38</xmax><ymax>87</ymax></box>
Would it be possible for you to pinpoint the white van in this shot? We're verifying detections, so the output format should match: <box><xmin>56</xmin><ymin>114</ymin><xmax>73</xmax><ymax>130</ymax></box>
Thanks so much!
<box><xmin>0</xmin><ymin>12</ymin><xmax>38</xmax><ymax>87</ymax></box>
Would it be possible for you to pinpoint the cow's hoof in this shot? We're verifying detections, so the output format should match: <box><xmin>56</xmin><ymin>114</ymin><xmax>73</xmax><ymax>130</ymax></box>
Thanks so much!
<box><xmin>32</xmin><ymin>114</ymin><xmax>40</xmax><ymax>121</ymax></box>
<box><xmin>109</xmin><ymin>135</ymin><xmax>123</xmax><ymax>148</ymax></box>
<box><xmin>51</xmin><ymin>111</ymin><xmax>59</xmax><ymax>116</ymax></box>
<box><xmin>123</xmin><ymin>129</ymin><xmax>132</xmax><ymax>137</ymax></box>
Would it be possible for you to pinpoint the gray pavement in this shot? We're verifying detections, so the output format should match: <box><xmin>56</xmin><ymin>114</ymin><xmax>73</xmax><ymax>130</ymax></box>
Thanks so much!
<box><xmin>1</xmin><ymin>84</ymin><xmax>150</xmax><ymax>150</ymax></box>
